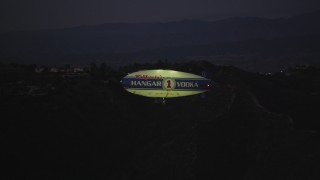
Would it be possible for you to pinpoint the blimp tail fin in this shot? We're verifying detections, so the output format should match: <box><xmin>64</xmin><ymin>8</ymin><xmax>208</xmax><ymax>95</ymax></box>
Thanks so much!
<box><xmin>201</xmin><ymin>71</ymin><xmax>208</xmax><ymax>78</ymax></box>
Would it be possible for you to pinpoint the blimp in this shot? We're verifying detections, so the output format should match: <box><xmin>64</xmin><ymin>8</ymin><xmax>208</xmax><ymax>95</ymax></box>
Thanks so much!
<box><xmin>120</xmin><ymin>69</ymin><xmax>214</xmax><ymax>101</ymax></box>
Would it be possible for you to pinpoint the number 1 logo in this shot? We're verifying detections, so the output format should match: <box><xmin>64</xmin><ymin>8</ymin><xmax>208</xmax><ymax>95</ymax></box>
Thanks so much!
<box><xmin>163</xmin><ymin>79</ymin><xmax>175</xmax><ymax>90</ymax></box>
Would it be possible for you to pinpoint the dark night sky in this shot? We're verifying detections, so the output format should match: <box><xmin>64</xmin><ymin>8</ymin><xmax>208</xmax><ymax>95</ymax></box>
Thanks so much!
<box><xmin>1</xmin><ymin>0</ymin><xmax>320</xmax><ymax>32</ymax></box>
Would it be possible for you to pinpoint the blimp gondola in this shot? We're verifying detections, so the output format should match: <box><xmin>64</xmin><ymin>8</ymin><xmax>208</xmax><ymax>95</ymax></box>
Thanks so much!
<box><xmin>120</xmin><ymin>69</ymin><xmax>215</xmax><ymax>103</ymax></box>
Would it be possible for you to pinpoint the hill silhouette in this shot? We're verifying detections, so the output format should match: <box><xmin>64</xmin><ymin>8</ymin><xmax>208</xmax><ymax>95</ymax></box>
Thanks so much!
<box><xmin>1</xmin><ymin>11</ymin><xmax>320</xmax><ymax>72</ymax></box>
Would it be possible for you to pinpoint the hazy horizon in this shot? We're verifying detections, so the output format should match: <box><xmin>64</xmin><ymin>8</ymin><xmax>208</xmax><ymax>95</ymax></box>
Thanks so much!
<box><xmin>1</xmin><ymin>0</ymin><xmax>320</xmax><ymax>33</ymax></box>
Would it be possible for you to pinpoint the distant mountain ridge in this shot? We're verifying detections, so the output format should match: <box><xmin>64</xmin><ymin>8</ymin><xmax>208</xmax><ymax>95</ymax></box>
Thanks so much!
<box><xmin>1</xmin><ymin>11</ymin><xmax>320</xmax><ymax>71</ymax></box>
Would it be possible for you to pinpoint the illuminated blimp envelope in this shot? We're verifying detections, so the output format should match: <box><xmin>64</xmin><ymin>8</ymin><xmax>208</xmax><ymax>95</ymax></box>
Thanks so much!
<box><xmin>120</xmin><ymin>69</ymin><xmax>214</xmax><ymax>98</ymax></box>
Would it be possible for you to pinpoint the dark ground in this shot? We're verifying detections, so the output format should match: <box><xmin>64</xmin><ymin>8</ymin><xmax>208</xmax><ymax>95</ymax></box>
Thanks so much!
<box><xmin>1</xmin><ymin>61</ymin><xmax>320</xmax><ymax>179</ymax></box>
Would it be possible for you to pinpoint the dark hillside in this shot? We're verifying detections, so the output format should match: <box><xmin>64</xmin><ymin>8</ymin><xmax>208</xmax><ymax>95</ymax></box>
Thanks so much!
<box><xmin>1</xmin><ymin>61</ymin><xmax>319</xmax><ymax>179</ymax></box>
<box><xmin>1</xmin><ymin>11</ymin><xmax>320</xmax><ymax>72</ymax></box>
